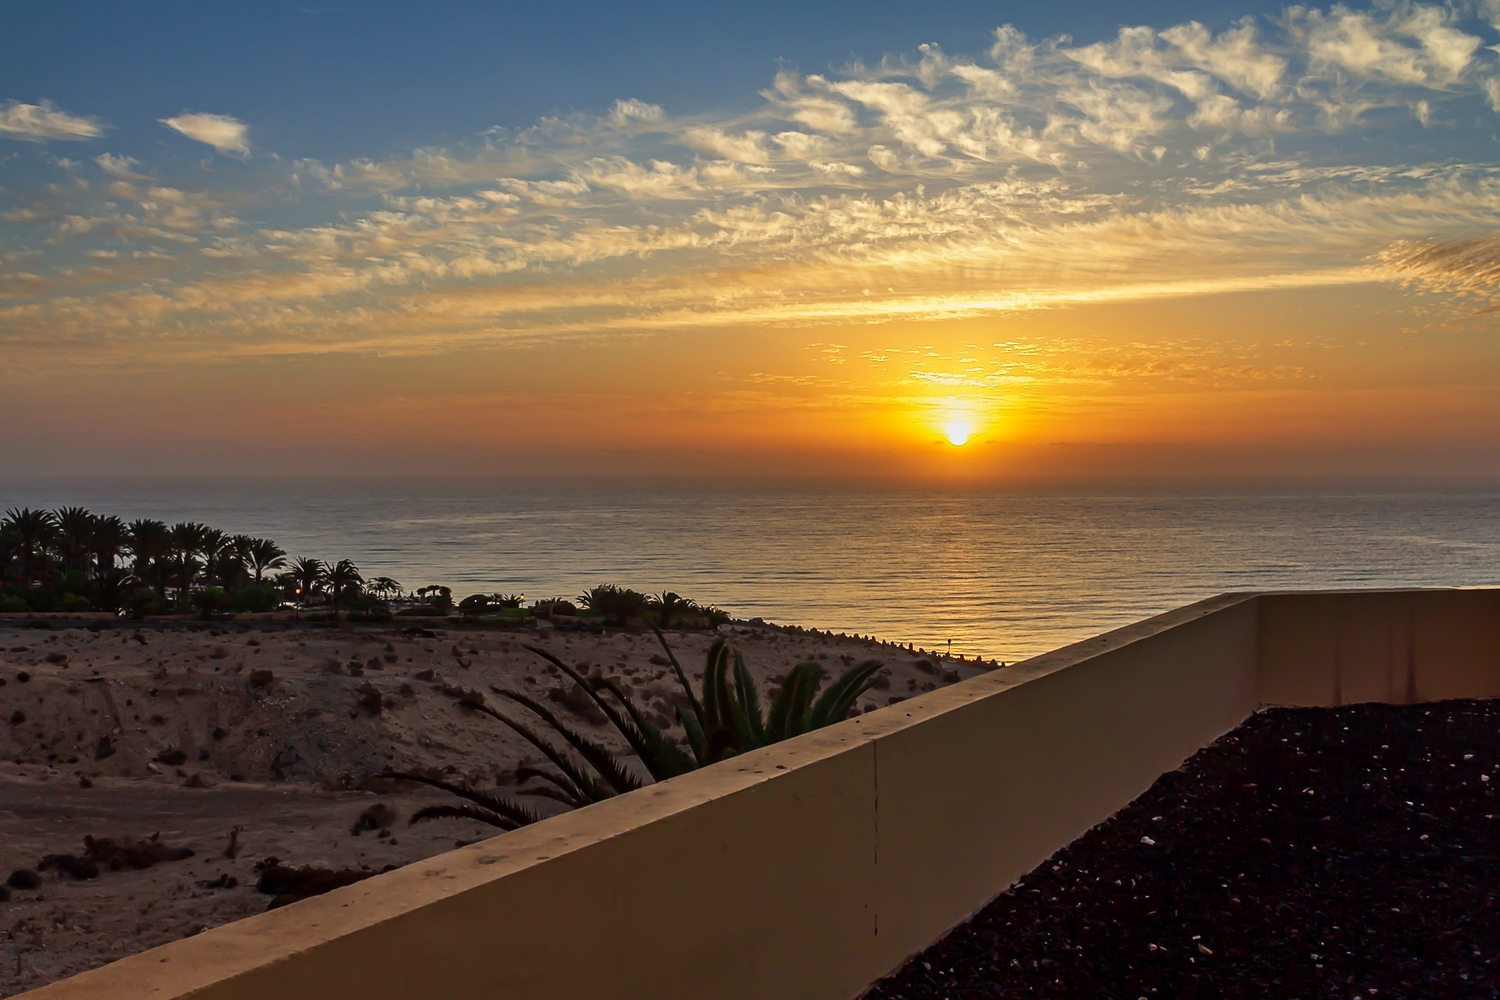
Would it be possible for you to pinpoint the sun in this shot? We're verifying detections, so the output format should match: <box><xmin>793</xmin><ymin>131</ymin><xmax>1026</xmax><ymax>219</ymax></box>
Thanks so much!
<box><xmin>945</xmin><ymin>421</ymin><xmax>971</xmax><ymax>447</ymax></box>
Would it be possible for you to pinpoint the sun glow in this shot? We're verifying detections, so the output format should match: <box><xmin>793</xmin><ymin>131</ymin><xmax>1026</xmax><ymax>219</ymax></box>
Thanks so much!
<box><xmin>946</xmin><ymin>421</ymin><xmax>971</xmax><ymax>447</ymax></box>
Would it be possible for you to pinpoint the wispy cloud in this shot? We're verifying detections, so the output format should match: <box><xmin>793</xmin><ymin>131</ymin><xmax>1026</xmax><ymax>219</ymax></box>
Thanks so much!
<box><xmin>159</xmin><ymin>112</ymin><xmax>250</xmax><ymax>155</ymax></box>
<box><xmin>5</xmin><ymin>1</ymin><xmax>1500</xmax><ymax>368</ymax></box>
<box><xmin>1378</xmin><ymin>235</ymin><xmax>1500</xmax><ymax>312</ymax></box>
<box><xmin>0</xmin><ymin>99</ymin><xmax>106</xmax><ymax>142</ymax></box>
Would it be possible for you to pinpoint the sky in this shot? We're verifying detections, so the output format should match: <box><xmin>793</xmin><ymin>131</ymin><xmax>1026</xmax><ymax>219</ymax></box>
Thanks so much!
<box><xmin>3</xmin><ymin>0</ymin><xmax>1500</xmax><ymax>479</ymax></box>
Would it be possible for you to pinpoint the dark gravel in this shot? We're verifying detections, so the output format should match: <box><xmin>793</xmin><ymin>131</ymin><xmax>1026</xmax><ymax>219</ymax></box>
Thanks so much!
<box><xmin>865</xmin><ymin>699</ymin><xmax>1500</xmax><ymax>999</ymax></box>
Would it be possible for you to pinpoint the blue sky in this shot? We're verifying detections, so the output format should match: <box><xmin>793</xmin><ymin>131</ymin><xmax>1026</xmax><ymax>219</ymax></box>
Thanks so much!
<box><xmin>4</xmin><ymin>1</ymin><xmax>1282</xmax><ymax>161</ymax></box>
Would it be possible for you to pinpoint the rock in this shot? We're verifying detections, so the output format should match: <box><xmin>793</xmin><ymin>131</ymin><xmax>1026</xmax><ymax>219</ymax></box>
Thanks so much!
<box><xmin>350</xmin><ymin>802</ymin><xmax>398</xmax><ymax>834</ymax></box>
<box><xmin>9</xmin><ymin>709</ymin><xmax>24</xmax><ymax>725</ymax></box>
<box><xmin>94</xmin><ymin>735</ymin><xmax>116</xmax><ymax>759</ymax></box>
<box><xmin>212</xmin><ymin>726</ymin><xmax>228</xmax><ymax>740</ymax></box>
<box><xmin>157</xmin><ymin>748</ymin><xmax>189</xmax><ymax>766</ymax></box>
<box><xmin>39</xmin><ymin>854</ymin><xmax>100</xmax><ymax>880</ymax></box>
<box><xmin>185</xmin><ymin>772</ymin><xmax>217</xmax><ymax>789</ymax></box>
<box><xmin>248</xmin><ymin>669</ymin><xmax>275</xmax><ymax>691</ymax></box>
<box><xmin>0</xmin><ymin>885</ymin><xmax>9</xmax><ymax>902</ymax></box>
<box><xmin>84</xmin><ymin>833</ymin><xmax>195</xmax><ymax>870</ymax></box>
<box><xmin>356</xmin><ymin>683</ymin><xmax>383</xmax><ymax>715</ymax></box>
<box><xmin>7</xmin><ymin>868</ymin><xmax>42</xmax><ymax>891</ymax></box>
<box><xmin>256</xmin><ymin>863</ymin><xmax>381</xmax><ymax>909</ymax></box>
<box><xmin>45</xmin><ymin>652</ymin><xmax>68</xmax><ymax>665</ymax></box>
<box><xmin>547</xmin><ymin>682</ymin><xmax>607</xmax><ymax>725</ymax></box>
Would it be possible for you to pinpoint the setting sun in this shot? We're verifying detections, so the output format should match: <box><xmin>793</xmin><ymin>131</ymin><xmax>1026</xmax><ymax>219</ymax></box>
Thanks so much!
<box><xmin>946</xmin><ymin>422</ymin><xmax>971</xmax><ymax>447</ymax></box>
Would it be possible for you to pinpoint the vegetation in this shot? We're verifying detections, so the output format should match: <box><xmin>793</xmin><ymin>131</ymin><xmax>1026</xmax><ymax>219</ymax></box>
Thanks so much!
<box><xmin>570</xmin><ymin>584</ymin><xmax>729</xmax><ymax>628</ymax></box>
<box><xmin>2</xmin><ymin>504</ymin><xmax>736</xmax><ymax>631</ymax></box>
<box><xmin>394</xmin><ymin>629</ymin><xmax>883</xmax><ymax>830</ymax></box>
<box><xmin>0</xmin><ymin>505</ymin><xmax>432</xmax><ymax>617</ymax></box>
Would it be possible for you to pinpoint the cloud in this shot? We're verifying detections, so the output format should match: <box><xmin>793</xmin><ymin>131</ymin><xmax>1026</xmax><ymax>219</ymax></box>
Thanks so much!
<box><xmin>609</xmin><ymin>98</ymin><xmax>665</xmax><ymax>126</ymax></box>
<box><xmin>683</xmin><ymin>127</ymin><xmax>769</xmax><ymax>164</ymax></box>
<box><xmin>159</xmin><ymin>112</ymin><xmax>250</xmax><ymax>155</ymax></box>
<box><xmin>1291</xmin><ymin>4</ymin><xmax>1481</xmax><ymax>87</ymax></box>
<box><xmin>0</xmin><ymin>100</ymin><xmax>106</xmax><ymax>142</ymax></box>
<box><xmin>95</xmin><ymin>153</ymin><xmax>146</xmax><ymax>178</ymax></box>
<box><xmin>1378</xmin><ymin>236</ymin><xmax>1500</xmax><ymax>311</ymax></box>
<box><xmin>6</xmin><ymin>1</ymin><xmax>1500</xmax><ymax>367</ymax></box>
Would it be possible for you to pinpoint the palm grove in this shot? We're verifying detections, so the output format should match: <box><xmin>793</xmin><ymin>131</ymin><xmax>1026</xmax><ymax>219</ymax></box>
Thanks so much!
<box><xmin>0</xmin><ymin>506</ymin><xmax>401</xmax><ymax>616</ymax></box>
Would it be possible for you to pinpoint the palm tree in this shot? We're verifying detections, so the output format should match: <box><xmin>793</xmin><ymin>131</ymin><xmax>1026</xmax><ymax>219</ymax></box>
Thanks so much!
<box><xmin>126</xmin><ymin>519</ymin><xmax>171</xmax><ymax>597</ymax></box>
<box><xmin>52</xmin><ymin>507</ymin><xmax>95</xmax><ymax>576</ymax></box>
<box><xmin>2</xmin><ymin>508</ymin><xmax>57</xmax><ymax>585</ymax></box>
<box><xmin>91</xmin><ymin>515</ymin><xmax>129</xmax><ymax>575</ymax></box>
<box><xmin>325</xmin><ymin>559</ymin><xmax>363</xmax><ymax>609</ymax></box>
<box><xmin>290</xmin><ymin>557</ymin><xmax>324</xmax><ymax>604</ymax></box>
<box><xmin>247</xmin><ymin>538</ymin><xmax>286</xmax><ymax>585</ymax></box>
<box><xmin>366</xmin><ymin>576</ymin><xmax>402</xmax><ymax>602</ymax></box>
<box><xmin>92</xmin><ymin>568</ymin><xmax>138</xmax><ymax>613</ymax></box>
<box><xmin>200</xmin><ymin>528</ymin><xmax>227</xmax><ymax>587</ymax></box>
<box><xmin>650</xmin><ymin>590</ymin><xmax>692</xmax><ymax>629</ymax></box>
<box><xmin>169</xmin><ymin>522</ymin><xmax>212</xmax><ymax>602</ymax></box>
<box><xmin>0</xmin><ymin>529</ymin><xmax>18</xmax><ymax>584</ymax></box>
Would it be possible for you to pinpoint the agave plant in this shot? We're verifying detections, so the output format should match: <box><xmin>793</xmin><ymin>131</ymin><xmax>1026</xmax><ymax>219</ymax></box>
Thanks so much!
<box><xmin>649</xmin><ymin>630</ymin><xmax>885</xmax><ymax>765</ymax></box>
<box><xmin>381</xmin><ymin>770</ymin><xmax>543</xmax><ymax>831</ymax></box>
<box><xmin>394</xmin><ymin>630</ymin><xmax>885</xmax><ymax>831</ymax></box>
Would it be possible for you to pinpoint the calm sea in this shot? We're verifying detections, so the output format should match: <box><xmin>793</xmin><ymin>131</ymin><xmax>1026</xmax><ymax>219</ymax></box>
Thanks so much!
<box><xmin>2</xmin><ymin>476</ymin><xmax>1497</xmax><ymax>662</ymax></box>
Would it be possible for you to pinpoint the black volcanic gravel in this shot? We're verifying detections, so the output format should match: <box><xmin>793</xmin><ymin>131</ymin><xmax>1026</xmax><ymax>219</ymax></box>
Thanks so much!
<box><xmin>865</xmin><ymin>699</ymin><xmax>1500</xmax><ymax>999</ymax></box>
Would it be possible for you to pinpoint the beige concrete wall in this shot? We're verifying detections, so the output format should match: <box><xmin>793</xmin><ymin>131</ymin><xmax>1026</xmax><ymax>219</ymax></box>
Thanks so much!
<box><xmin>22</xmin><ymin>589</ymin><xmax>1498</xmax><ymax>1000</ymax></box>
<box><xmin>1259</xmin><ymin>589</ymin><xmax>1500</xmax><ymax>707</ymax></box>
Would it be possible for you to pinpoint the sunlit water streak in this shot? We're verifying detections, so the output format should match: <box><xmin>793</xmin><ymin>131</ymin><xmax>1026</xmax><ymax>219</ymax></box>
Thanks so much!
<box><xmin>3</xmin><ymin>477</ymin><xmax>1497</xmax><ymax>662</ymax></box>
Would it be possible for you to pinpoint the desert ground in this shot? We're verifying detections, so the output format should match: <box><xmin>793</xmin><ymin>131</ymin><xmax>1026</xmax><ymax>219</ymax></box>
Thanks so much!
<box><xmin>0</xmin><ymin>616</ymin><xmax>986</xmax><ymax>995</ymax></box>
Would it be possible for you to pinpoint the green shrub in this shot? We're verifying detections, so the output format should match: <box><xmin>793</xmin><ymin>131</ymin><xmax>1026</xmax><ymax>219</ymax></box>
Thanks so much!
<box><xmin>458</xmin><ymin>594</ymin><xmax>490</xmax><ymax>613</ymax></box>
<box><xmin>230</xmin><ymin>583</ymin><xmax>279</xmax><ymax>613</ymax></box>
<box><xmin>191</xmin><ymin>587</ymin><xmax>228</xmax><ymax>619</ymax></box>
<box><xmin>396</xmin><ymin>605</ymin><xmax>446</xmax><ymax>618</ymax></box>
<box><xmin>345</xmin><ymin>608</ymin><xmax>393</xmax><ymax>623</ymax></box>
<box><xmin>59</xmin><ymin>593</ymin><xmax>92</xmax><ymax>613</ymax></box>
<box><xmin>577</xmin><ymin>584</ymin><xmax>650</xmax><ymax>624</ymax></box>
<box><xmin>122</xmin><ymin>588</ymin><xmax>167</xmax><ymax>618</ymax></box>
<box><xmin>0</xmin><ymin>589</ymin><xmax>29</xmax><ymax>613</ymax></box>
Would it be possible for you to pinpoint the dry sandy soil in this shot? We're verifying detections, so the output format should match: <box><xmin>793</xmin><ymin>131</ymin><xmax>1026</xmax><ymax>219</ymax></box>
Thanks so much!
<box><xmin>0</xmin><ymin>616</ymin><xmax>982</xmax><ymax>995</ymax></box>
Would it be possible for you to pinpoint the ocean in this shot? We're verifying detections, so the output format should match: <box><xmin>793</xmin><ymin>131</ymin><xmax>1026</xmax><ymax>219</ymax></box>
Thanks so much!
<box><xmin>2</xmin><ymin>476</ymin><xmax>1497</xmax><ymax>662</ymax></box>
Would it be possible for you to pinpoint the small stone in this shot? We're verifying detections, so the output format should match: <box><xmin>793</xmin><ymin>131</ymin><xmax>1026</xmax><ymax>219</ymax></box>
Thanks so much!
<box><xmin>7</xmin><ymin>869</ymin><xmax>42</xmax><ymax>891</ymax></box>
<box><xmin>1140</xmin><ymin>836</ymin><xmax>1156</xmax><ymax>846</ymax></box>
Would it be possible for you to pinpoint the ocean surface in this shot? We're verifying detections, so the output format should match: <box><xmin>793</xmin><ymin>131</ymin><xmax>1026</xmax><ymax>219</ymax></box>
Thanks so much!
<box><xmin>3</xmin><ymin>476</ymin><xmax>1498</xmax><ymax>662</ymax></box>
